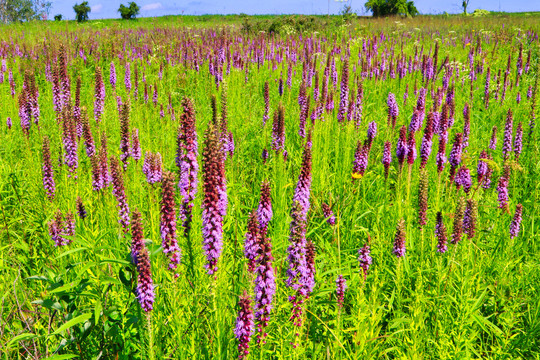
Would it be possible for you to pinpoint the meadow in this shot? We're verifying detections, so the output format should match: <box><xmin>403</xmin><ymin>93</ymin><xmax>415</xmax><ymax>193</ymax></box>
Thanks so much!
<box><xmin>0</xmin><ymin>12</ymin><xmax>539</xmax><ymax>359</ymax></box>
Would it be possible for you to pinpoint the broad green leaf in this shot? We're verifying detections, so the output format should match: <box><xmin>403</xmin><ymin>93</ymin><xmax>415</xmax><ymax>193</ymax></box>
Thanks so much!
<box><xmin>53</xmin><ymin>313</ymin><xmax>92</xmax><ymax>335</ymax></box>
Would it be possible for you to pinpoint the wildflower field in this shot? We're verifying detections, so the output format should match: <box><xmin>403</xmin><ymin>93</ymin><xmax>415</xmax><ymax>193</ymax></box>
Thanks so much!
<box><xmin>1</xmin><ymin>13</ymin><xmax>539</xmax><ymax>359</ymax></box>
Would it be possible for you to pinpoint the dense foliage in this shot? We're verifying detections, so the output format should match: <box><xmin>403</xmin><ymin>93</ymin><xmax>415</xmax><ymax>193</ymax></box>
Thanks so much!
<box><xmin>365</xmin><ymin>0</ymin><xmax>419</xmax><ymax>17</ymax></box>
<box><xmin>73</xmin><ymin>1</ymin><xmax>90</xmax><ymax>22</ymax></box>
<box><xmin>119</xmin><ymin>2</ymin><xmax>140</xmax><ymax>20</ymax></box>
<box><xmin>0</xmin><ymin>0</ymin><xmax>50</xmax><ymax>22</ymax></box>
<box><xmin>0</xmin><ymin>13</ymin><xmax>539</xmax><ymax>360</ymax></box>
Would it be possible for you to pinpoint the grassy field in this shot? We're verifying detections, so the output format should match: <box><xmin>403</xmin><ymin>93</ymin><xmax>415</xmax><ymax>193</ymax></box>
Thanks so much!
<box><xmin>0</xmin><ymin>12</ymin><xmax>539</xmax><ymax>359</ymax></box>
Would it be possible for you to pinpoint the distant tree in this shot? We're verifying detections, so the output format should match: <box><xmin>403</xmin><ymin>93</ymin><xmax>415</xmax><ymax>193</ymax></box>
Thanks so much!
<box><xmin>54</xmin><ymin>14</ymin><xmax>62</xmax><ymax>21</ymax></box>
<box><xmin>0</xmin><ymin>0</ymin><xmax>51</xmax><ymax>23</ymax></box>
<box><xmin>118</xmin><ymin>2</ymin><xmax>139</xmax><ymax>20</ymax></box>
<box><xmin>462</xmin><ymin>0</ymin><xmax>470</xmax><ymax>15</ymax></box>
<box><xmin>73</xmin><ymin>1</ymin><xmax>90</xmax><ymax>22</ymax></box>
<box><xmin>365</xmin><ymin>0</ymin><xmax>418</xmax><ymax>17</ymax></box>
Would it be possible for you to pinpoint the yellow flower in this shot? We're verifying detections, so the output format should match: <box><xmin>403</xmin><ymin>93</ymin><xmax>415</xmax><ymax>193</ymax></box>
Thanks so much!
<box><xmin>466</xmin><ymin>43</ymin><xmax>471</xmax><ymax>46</ymax></box>
<box><xmin>352</xmin><ymin>172</ymin><xmax>363</xmax><ymax>179</ymax></box>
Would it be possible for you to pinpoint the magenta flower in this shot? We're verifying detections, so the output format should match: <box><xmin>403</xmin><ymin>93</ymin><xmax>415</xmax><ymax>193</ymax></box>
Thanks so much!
<box><xmin>393</xmin><ymin>219</ymin><xmax>406</xmax><ymax>257</ymax></box>
<box><xmin>257</xmin><ymin>180</ymin><xmax>273</xmax><ymax>230</ymax></box>
<box><xmin>109</xmin><ymin>61</ymin><xmax>116</xmax><ymax>88</ymax></box>
<box><xmin>161</xmin><ymin>172</ymin><xmax>181</xmax><ymax>272</ymax></box>
<box><xmin>142</xmin><ymin>152</ymin><xmax>163</xmax><ymax>184</ymax></box>
<box><xmin>435</xmin><ymin>212</ymin><xmax>448</xmax><ymax>253</ymax></box>
<box><xmin>235</xmin><ymin>291</ymin><xmax>254</xmax><ymax>358</ymax></box>
<box><xmin>383</xmin><ymin>141</ymin><xmax>392</xmax><ymax>179</ymax></box>
<box><xmin>321</xmin><ymin>203</ymin><xmax>335</xmax><ymax>226</ymax></box>
<box><xmin>358</xmin><ymin>244</ymin><xmax>372</xmax><ymax>279</ymax></box>
<box><xmin>42</xmin><ymin>136</ymin><xmax>55</xmax><ymax>201</ymax></box>
<box><xmin>335</xmin><ymin>275</ymin><xmax>347</xmax><ymax>308</ymax></box>
<box><xmin>509</xmin><ymin>204</ymin><xmax>523</xmax><ymax>239</ymax></box>
<box><xmin>502</xmin><ymin>109</ymin><xmax>513</xmax><ymax>160</ymax></box>
<box><xmin>136</xmin><ymin>246</ymin><xmax>155</xmax><ymax>312</ymax></box>
<box><xmin>110</xmin><ymin>157</ymin><xmax>130</xmax><ymax>233</ymax></box>
<box><xmin>202</xmin><ymin>125</ymin><xmax>226</xmax><ymax>275</ymax></box>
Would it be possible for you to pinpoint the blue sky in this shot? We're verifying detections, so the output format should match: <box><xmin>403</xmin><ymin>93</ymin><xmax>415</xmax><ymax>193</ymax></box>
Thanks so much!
<box><xmin>49</xmin><ymin>0</ymin><xmax>539</xmax><ymax>20</ymax></box>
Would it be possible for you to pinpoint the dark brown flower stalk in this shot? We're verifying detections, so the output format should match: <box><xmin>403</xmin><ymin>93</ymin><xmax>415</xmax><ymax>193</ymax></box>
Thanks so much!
<box><xmin>235</xmin><ymin>291</ymin><xmax>254</xmax><ymax>358</ymax></box>
<box><xmin>76</xmin><ymin>197</ymin><xmax>87</xmax><ymax>219</ymax></box>
<box><xmin>91</xmin><ymin>154</ymin><xmax>101</xmax><ymax>191</ymax></box>
<box><xmin>119</xmin><ymin>103</ymin><xmax>131</xmax><ymax>170</ymax></box>
<box><xmin>74</xmin><ymin>76</ymin><xmax>82</xmax><ymax>137</ymax></box>
<box><xmin>202</xmin><ymin>124</ymin><xmax>226</xmax><ymax>275</ymax></box>
<box><xmin>42</xmin><ymin>136</ymin><xmax>55</xmax><ymax>201</ymax></box>
<box><xmin>160</xmin><ymin>171</ymin><xmax>181</xmax><ymax>272</ymax></box>
<box><xmin>176</xmin><ymin>97</ymin><xmax>199</xmax><ymax>236</ymax></box>
<box><xmin>98</xmin><ymin>133</ymin><xmax>111</xmax><ymax>189</ymax></box>
<box><xmin>110</xmin><ymin>156</ymin><xmax>130</xmax><ymax>234</ymax></box>
<box><xmin>418</xmin><ymin>169</ymin><xmax>428</xmax><ymax>228</ymax></box>
<box><xmin>81</xmin><ymin>110</ymin><xmax>95</xmax><ymax>157</ymax></box>
<box><xmin>244</xmin><ymin>211</ymin><xmax>260</xmax><ymax>273</ymax></box>
<box><xmin>131</xmin><ymin>129</ymin><xmax>141</xmax><ymax>161</ymax></box>
<box><xmin>451</xmin><ymin>196</ymin><xmax>465</xmax><ymax>244</ymax></box>
<box><xmin>263</xmin><ymin>80</ymin><xmax>270</xmax><ymax>125</ymax></box>
<box><xmin>435</xmin><ymin>212</ymin><xmax>448</xmax><ymax>253</ymax></box>
<box><xmin>463</xmin><ymin>199</ymin><xmax>478</xmax><ymax>239</ymax></box>
<box><xmin>271</xmin><ymin>102</ymin><xmax>286</xmax><ymax>153</ymax></box>
<box><xmin>420</xmin><ymin>112</ymin><xmax>435</xmax><ymax>168</ymax></box>
<box><xmin>61</xmin><ymin>108</ymin><xmax>79</xmax><ymax>178</ymax></box>
<box><xmin>211</xmin><ymin>94</ymin><xmax>218</xmax><ymax>125</ymax></box>
<box><xmin>393</xmin><ymin>219</ymin><xmax>406</xmax><ymax>257</ymax></box>
<box><xmin>257</xmin><ymin>180</ymin><xmax>273</xmax><ymax>230</ymax></box>
<box><xmin>254</xmin><ymin>223</ymin><xmax>276</xmax><ymax>344</ymax></box>
<box><xmin>94</xmin><ymin>66</ymin><xmax>105</xmax><ymax>122</ymax></box>
<box><xmin>131</xmin><ymin>209</ymin><xmax>145</xmax><ymax>264</ymax></box>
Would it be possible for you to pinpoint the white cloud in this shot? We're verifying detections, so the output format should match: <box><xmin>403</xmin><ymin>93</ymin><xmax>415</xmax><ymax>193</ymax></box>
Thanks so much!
<box><xmin>91</xmin><ymin>4</ymin><xmax>103</xmax><ymax>12</ymax></box>
<box><xmin>141</xmin><ymin>2</ymin><xmax>163</xmax><ymax>11</ymax></box>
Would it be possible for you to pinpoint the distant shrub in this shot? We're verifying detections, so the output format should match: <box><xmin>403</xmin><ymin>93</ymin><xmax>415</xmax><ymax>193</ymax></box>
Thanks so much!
<box><xmin>54</xmin><ymin>14</ymin><xmax>62</xmax><ymax>21</ymax></box>
<box><xmin>119</xmin><ymin>2</ymin><xmax>140</xmax><ymax>20</ymax></box>
<box><xmin>73</xmin><ymin>1</ymin><xmax>90</xmax><ymax>22</ymax></box>
<box><xmin>472</xmin><ymin>9</ymin><xmax>491</xmax><ymax>17</ymax></box>
<box><xmin>241</xmin><ymin>15</ymin><xmax>331</xmax><ymax>36</ymax></box>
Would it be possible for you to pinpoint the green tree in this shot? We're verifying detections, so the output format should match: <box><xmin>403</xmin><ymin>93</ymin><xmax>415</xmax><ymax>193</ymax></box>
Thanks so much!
<box><xmin>365</xmin><ymin>0</ymin><xmax>418</xmax><ymax>17</ymax></box>
<box><xmin>0</xmin><ymin>0</ymin><xmax>51</xmax><ymax>23</ymax></box>
<box><xmin>54</xmin><ymin>13</ymin><xmax>61</xmax><ymax>21</ymax></box>
<box><xmin>462</xmin><ymin>0</ymin><xmax>470</xmax><ymax>15</ymax></box>
<box><xmin>73</xmin><ymin>1</ymin><xmax>90</xmax><ymax>22</ymax></box>
<box><xmin>118</xmin><ymin>2</ymin><xmax>139</xmax><ymax>20</ymax></box>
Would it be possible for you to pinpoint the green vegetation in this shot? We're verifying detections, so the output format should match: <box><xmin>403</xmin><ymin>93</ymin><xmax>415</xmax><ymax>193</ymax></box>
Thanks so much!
<box><xmin>119</xmin><ymin>2</ymin><xmax>140</xmax><ymax>20</ymax></box>
<box><xmin>73</xmin><ymin>1</ymin><xmax>90</xmax><ymax>22</ymax></box>
<box><xmin>0</xmin><ymin>12</ymin><xmax>539</xmax><ymax>360</ymax></box>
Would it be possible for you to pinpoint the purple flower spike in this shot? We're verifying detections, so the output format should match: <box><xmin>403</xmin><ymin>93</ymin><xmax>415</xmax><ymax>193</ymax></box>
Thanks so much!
<box><xmin>321</xmin><ymin>203</ymin><xmax>335</xmax><ymax>225</ymax></box>
<box><xmin>254</xmin><ymin>224</ymin><xmax>276</xmax><ymax>344</ymax></box>
<box><xmin>235</xmin><ymin>291</ymin><xmax>254</xmax><ymax>358</ymax></box>
<box><xmin>42</xmin><ymin>136</ymin><xmax>55</xmax><ymax>201</ymax></box>
<box><xmin>387</xmin><ymin>92</ymin><xmax>399</xmax><ymax>128</ymax></box>
<box><xmin>110</xmin><ymin>157</ymin><xmax>130</xmax><ymax>233</ymax></box>
<box><xmin>383</xmin><ymin>141</ymin><xmax>392</xmax><ymax>179</ymax></box>
<box><xmin>497</xmin><ymin>166</ymin><xmax>511</xmax><ymax>211</ymax></box>
<box><xmin>509</xmin><ymin>204</ymin><xmax>523</xmax><ymax>239</ymax></box>
<box><xmin>136</xmin><ymin>247</ymin><xmax>155</xmax><ymax>312</ymax></box>
<box><xmin>393</xmin><ymin>219</ymin><xmax>406</xmax><ymax>258</ymax></box>
<box><xmin>335</xmin><ymin>275</ymin><xmax>347</xmax><ymax>308</ymax></box>
<box><xmin>358</xmin><ymin>244</ymin><xmax>372</xmax><ymax>279</ymax></box>
<box><xmin>110</xmin><ymin>62</ymin><xmax>116</xmax><ymax>88</ymax></box>
<box><xmin>435</xmin><ymin>212</ymin><xmax>448</xmax><ymax>253</ymax></box>
<box><xmin>161</xmin><ymin>172</ymin><xmax>181</xmax><ymax>272</ymax></box>
<box><xmin>455</xmin><ymin>166</ymin><xmax>472</xmax><ymax>193</ymax></box>
<box><xmin>257</xmin><ymin>180</ymin><xmax>273</xmax><ymax>230</ymax></box>
<box><xmin>202</xmin><ymin>125</ymin><xmax>226</xmax><ymax>275</ymax></box>
<box><xmin>244</xmin><ymin>211</ymin><xmax>260</xmax><ymax>273</ymax></box>
<box><xmin>502</xmin><ymin>109</ymin><xmax>513</xmax><ymax>160</ymax></box>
